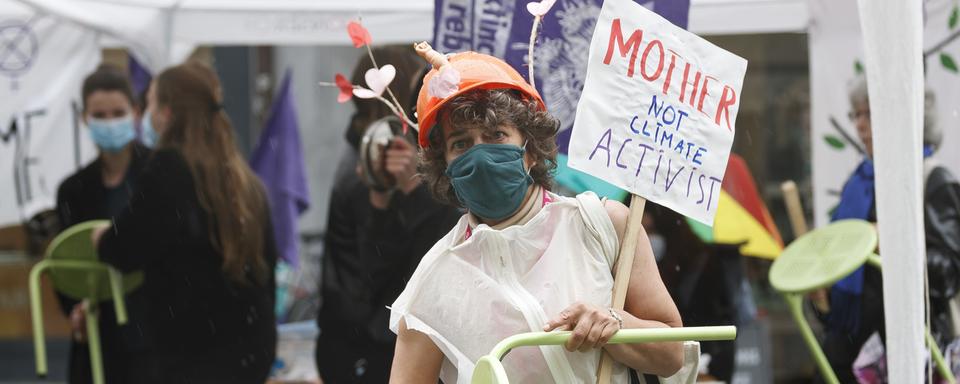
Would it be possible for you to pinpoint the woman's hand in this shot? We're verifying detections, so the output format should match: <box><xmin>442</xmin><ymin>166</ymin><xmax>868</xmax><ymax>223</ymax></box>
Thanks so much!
<box><xmin>543</xmin><ymin>301</ymin><xmax>622</xmax><ymax>352</ymax></box>
<box><xmin>70</xmin><ymin>301</ymin><xmax>88</xmax><ymax>342</ymax></box>
<box><xmin>384</xmin><ymin>137</ymin><xmax>421</xmax><ymax>195</ymax></box>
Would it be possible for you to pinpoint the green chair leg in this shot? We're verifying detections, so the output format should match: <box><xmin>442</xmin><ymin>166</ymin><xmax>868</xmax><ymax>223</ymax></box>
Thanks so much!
<box><xmin>29</xmin><ymin>259</ymin><xmax>129</xmax><ymax>381</ymax></box>
<box><xmin>866</xmin><ymin>256</ymin><xmax>956</xmax><ymax>384</ymax></box>
<box><xmin>84</xmin><ymin>302</ymin><xmax>105</xmax><ymax>384</ymax></box>
<box><xmin>106</xmin><ymin>267</ymin><xmax>127</xmax><ymax>325</ymax></box>
<box><xmin>928</xmin><ymin>330</ymin><xmax>956</xmax><ymax>383</ymax></box>
<box><xmin>28</xmin><ymin>260</ymin><xmax>51</xmax><ymax>377</ymax></box>
<box><xmin>783</xmin><ymin>293</ymin><xmax>839</xmax><ymax>384</ymax></box>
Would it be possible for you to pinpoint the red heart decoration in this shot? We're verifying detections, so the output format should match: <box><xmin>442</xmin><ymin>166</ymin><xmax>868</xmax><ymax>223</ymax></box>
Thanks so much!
<box><xmin>347</xmin><ymin>21</ymin><xmax>372</xmax><ymax>48</ymax></box>
<box><xmin>334</xmin><ymin>73</ymin><xmax>353</xmax><ymax>103</ymax></box>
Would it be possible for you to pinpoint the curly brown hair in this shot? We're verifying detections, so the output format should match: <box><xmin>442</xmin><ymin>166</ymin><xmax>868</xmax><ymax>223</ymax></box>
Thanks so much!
<box><xmin>420</xmin><ymin>89</ymin><xmax>560</xmax><ymax>206</ymax></box>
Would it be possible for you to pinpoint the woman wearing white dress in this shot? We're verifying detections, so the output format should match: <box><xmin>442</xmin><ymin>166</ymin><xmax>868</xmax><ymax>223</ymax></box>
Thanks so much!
<box><xmin>388</xmin><ymin>48</ymin><xmax>683</xmax><ymax>383</ymax></box>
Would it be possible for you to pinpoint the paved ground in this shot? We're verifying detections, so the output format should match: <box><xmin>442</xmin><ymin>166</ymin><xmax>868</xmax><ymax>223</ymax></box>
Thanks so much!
<box><xmin>0</xmin><ymin>338</ymin><xmax>68</xmax><ymax>383</ymax></box>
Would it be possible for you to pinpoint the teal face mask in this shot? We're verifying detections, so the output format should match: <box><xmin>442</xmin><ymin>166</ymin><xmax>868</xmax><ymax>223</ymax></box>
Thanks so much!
<box><xmin>88</xmin><ymin>116</ymin><xmax>135</xmax><ymax>153</ymax></box>
<box><xmin>140</xmin><ymin>112</ymin><xmax>158</xmax><ymax>148</ymax></box>
<box><xmin>445</xmin><ymin>143</ymin><xmax>533</xmax><ymax>221</ymax></box>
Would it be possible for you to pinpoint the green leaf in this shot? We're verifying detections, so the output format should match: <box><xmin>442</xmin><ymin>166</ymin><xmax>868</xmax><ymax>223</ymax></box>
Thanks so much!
<box><xmin>824</xmin><ymin>134</ymin><xmax>845</xmax><ymax>150</ymax></box>
<box><xmin>942</xmin><ymin>53</ymin><xmax>959</xmax><ymax>73</ymax></box>
<box><xmin>950</xmin><ymin>6</ymin><xmax>959</xmax><ymax>30</ymax></box>
<box><xmin>854</xmin><ymin>60</ymin><xmax>864</xmax><ymax>75</ymax></box>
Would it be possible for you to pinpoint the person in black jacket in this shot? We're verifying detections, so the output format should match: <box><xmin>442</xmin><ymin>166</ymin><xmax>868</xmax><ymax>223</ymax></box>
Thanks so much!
<box><xmin>316</xmin><ymin>46</ymin><xmax>461</xmax><ymax>383</ymax></box>
<box><xmin>55</xmin><ymin>64</ymin><xmax>150</xmax><ymax>384</ymax></box>
<box><xmin>90</xmin><ymin>61</ymin><xmax>278</xmax><ymax>383</ymax></box>
<box><xmin>817</xmin><ymin>78</ymin><xmax>960</xmax><ymax>382</ymax></box>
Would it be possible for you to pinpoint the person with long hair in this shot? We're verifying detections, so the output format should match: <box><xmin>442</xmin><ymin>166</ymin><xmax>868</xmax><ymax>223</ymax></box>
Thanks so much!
<box><xmin>91</xmin><ymin>61</ymin><xmax>278</xmax><ymax>383</ymax></box>
<box><xmin>56</xmin><ymin>64</ymin><xmax>151</xmax><ymax>384</ymax></box>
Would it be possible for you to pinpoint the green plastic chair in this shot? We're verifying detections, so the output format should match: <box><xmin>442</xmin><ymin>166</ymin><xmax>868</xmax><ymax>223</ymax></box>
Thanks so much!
<box><xmin>470</xmin><ymin>325</ymin><xmax>737</xmax><ymax>383</ymax></box>
<box><xmin>769</xmin><ymin>219</ymin><xmax>955</xmax><ymax>384</ymax></box>
<box><xmin>29</xmin><ymin>220</ymin><xmax>144</xmax><ymax>384</ymax></box>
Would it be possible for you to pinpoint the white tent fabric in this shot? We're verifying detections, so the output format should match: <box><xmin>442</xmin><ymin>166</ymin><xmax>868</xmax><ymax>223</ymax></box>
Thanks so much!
<box><xmin>0</xmin><ymin>9</ymin><xmax>101</xmax><ymax>226</ymax></box>
<box><xmin>12</xmin><ymin>0</ymin><xmax>435</xmax><ymax>72</ymax></box>
<box><xmin>857</xmin><ymin>0</ymin><xmax>927</xmax><ymax>381</ymax></box>
<box><xmin>10</xmin><ymin>0</ymin><xmax>809</xmax><ymax>73</ymax></box>
<box><xmin>13</xmin><ymin>0</ymin><xmax>173</xmax><ymax>72</ymax></box>
<box><xmin>689</xmin><ymin>0</ymin><xmax>808</xmax><ymax>35</ymax></box>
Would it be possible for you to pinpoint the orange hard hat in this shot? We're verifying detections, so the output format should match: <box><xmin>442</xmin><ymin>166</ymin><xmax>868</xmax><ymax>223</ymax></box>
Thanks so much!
<box><xmin>415</xmin><ymin>50</ymin><xmax>545</xmax><ymax>148</ymax></box>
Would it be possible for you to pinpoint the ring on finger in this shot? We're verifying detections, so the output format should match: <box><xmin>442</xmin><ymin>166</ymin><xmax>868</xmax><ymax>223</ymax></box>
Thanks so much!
<box><xmin>608</xmin><ymin>308</ymin><xmax>623</xmax><ymax>330</ymax></box>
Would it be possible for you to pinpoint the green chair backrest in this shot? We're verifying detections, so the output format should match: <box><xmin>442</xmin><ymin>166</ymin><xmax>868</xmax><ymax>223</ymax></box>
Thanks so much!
<box><xmin>46</xmin><ymin>220</ymin><xmax>143</xmax><ymax>301</ymax></box>
<box><xmin>769</xmin><ymin>219</ymin><xmax>877</xmax><ymax>293</ymax></box>
<box><xmin>470</xmin><ymin>326</ymin><xmax>737</xmax><ymax>384</ymax></box>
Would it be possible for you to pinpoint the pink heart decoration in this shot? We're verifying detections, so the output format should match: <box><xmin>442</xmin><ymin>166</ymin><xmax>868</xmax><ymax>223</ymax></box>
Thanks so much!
<box><xmin>347</xmin><ymin>21</ymin><xmax>372</xmax><ymax>48</ymax></box>
<box><xmin>526</xmin><ymin>0</ymin><xmax>556</xmax><ymax>17</ymax></box>
<box><xmin>353</xmin><ymin>65</ymin><xmax>396</xmax><ymax>99</ymax></box>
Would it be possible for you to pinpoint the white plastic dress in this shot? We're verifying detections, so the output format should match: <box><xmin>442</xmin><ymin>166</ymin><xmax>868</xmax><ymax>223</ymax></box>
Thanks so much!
<box><xmin>389</xmin><ymin>191</ymin><xmax>630</xmax><ymax>383</ymax></box>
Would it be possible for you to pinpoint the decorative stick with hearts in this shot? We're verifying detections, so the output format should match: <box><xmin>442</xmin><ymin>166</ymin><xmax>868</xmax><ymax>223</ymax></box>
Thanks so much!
<box><xmin>348</xmin><ymin>20</ymin><xmax>408</xmax><ymax>126</ymax></box>
<box><xmin>336</xmin><ymin>20</ymin><xmax>419</xmax><ymax>132</ymax></box>
<box><xmin>318</xmin><ymin>72</ymin><xmax>417</xmax><ymax>130</ymax></box>
<box><xmin>526</xmin><ymin>0</ymin><xmax>556</xmax><ymax>89</ymax></box>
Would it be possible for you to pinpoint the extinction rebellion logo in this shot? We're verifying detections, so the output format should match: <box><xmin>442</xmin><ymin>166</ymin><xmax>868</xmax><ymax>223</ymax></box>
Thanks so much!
<box><xmin>0</xmin><ymin>18</ymin><xmax>38</xmax><ymax>91</ymax></box>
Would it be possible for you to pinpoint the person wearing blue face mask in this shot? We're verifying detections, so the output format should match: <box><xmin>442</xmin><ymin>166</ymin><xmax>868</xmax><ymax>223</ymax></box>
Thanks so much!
<box><xmin>54</xmin><ymin>64</ymin><xmax>151</xmax><ymax>384</ymax></box>
<box><xmin>388</xmin><ymin>47</ymin><xmax>683</xmax><ymax>383</ymax></box>
<box><xmin>137</xmin><ymin>82</ymin><xmax>159</xmax><ymax>148</ymax></box>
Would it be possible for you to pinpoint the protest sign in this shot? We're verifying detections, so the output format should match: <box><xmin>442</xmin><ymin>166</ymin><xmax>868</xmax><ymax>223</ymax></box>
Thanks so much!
<box><xmin>568</xmin><ymin>0</ymin><xmax>747</xmax><ymax>226</ymax></box>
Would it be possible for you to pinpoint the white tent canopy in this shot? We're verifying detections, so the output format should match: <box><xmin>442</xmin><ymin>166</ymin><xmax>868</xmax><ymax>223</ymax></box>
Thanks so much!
<box><xmin>10</xmin><ymin>0</ymin><xmax>436</xmax><ymax>71</ymax></box>
<box><xmin>9</xmin><ymin>0</ymin><xmax>808</xmax><ymax>72</ymax></box>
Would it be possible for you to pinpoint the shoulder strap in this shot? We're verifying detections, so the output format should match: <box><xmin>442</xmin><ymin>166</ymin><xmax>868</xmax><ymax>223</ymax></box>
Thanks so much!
<box><xmin>575</xmin><ymin>192</ymin><xmax>620</xmax><ymax>271</ymax></box>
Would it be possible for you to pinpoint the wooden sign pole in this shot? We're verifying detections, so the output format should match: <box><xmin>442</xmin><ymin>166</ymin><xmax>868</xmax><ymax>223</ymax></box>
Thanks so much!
<box><xmin>780</xmin><ymin>181</ymin><xmax>808</xmax><ymax>237</ymax></box>
<box><xmin>781</xmin><ymin>180</ymin><xmax>831</xmax><ymax>312</ymax></box>
<box><xmin>597</xmin><ymin>194</ymin><xmax>647</xmax><ymax>384</ymax></box>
